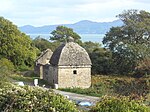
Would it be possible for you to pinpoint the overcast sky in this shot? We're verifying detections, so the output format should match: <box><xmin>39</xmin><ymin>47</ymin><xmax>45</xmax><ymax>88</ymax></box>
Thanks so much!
<box><xmin>0</xmin><ymin>0</ymin><xmax>150</xmax><ymax>26</ymax></box>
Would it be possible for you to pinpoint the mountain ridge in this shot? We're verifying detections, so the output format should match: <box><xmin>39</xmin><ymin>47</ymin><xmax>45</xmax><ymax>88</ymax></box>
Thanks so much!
<box><xmin>19</xmin><ymin>20</ymin><xmax>123</xmax><ymax>34</ymax></box>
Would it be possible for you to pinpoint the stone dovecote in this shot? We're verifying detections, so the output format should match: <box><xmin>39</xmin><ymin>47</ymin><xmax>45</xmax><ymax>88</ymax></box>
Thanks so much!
<box><xmin>35</xmin><ymin>37</ymin><xmax>92</xmax><ymax>88</ymax></box>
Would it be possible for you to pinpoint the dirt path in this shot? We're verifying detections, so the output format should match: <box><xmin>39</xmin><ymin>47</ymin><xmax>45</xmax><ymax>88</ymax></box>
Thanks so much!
<box><xmin>53</xmin><ymin>89</ymin><xmax>100</xmax><ymax>104</ymax></box>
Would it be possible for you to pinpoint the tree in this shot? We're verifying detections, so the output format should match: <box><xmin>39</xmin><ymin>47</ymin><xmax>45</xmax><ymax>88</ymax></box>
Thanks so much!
<box><xmin>33</xmin><ymin>36</ymin><xmax>52</xmax><ymax>51</ymax></box>
<box><xmin>103</xmin><ymin>9</ymin><xmax>150</xmax><ymax>75</ymax></box>
<box><xmin>82</xmin><ymin>41</ymin><xmax>113</xmax><ymax>75</ymax></box>
<box><xmin>33</xmin><ymin>36</ymin><xmax>61</xmax><ymax>52</ymax></box>
<box><xmin>82</xmin><ymin>41</ymin><xmax>101</xmax><ymax>53</ymax></box>
<box><xmin>0</xmin><ymin>17</ymin><xmax>38</xmax><ymax>67</ymax></box>
<box><xmin>50</xmin><ymin>26</ymin><xmax>81</xmax><ymax>42</ymax></box>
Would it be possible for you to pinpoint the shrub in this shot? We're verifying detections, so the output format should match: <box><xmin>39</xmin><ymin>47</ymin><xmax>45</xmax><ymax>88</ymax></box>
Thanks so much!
<box><xmin>16</xmin><ymin>64</ymin><xmax>32</xmax><ymax>72</ymax></box>
<box><xmin>135</xmin><ymin>57</ymin><xmax>150</xmax><ymax>77</ymax></box>
<box><xmin>0</xmin><ymin>83</ymin><xmax>78</xmax><ymax>112</ymax></box>
<box><xmin>90</xmin><ymin>96</ymin><xmax>150</xmax><ymax>112</ymax></box>
<box><xmin>0</xmin><ymin>58</ymin><xmax>14</xmax><ymax>73</ymax></box>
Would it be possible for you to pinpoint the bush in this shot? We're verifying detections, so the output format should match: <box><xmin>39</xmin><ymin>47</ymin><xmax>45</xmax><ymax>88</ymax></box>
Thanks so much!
<box><xmin>0</xmin><ymin>83</ymin><xmax>78</xmax><ymax>112</ymax></box>
<box><xmin>0</xmin><ymin>58</ymin><xmax>14</xmax><ymax>73</ymax></box>
<box><xmin>135</xmin><ymin>57</ymin><xmax>150</xmax><ymax>77</ymax></box>
<box><xmin>90</xmin><ymin>96</ymin><xmax>150</xmax><ymax>112</ymax></box>
<box><xmin>16</xmin><ymin>64</ymin><xmax>32</xmax><ymax>72</ymax></box>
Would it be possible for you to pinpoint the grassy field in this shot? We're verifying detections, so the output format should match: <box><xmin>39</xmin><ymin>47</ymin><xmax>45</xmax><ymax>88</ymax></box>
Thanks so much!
<box><xmin>8</xmin><ymin>71</ymin><xmax>51</xmax><ymax>87</ymax></box>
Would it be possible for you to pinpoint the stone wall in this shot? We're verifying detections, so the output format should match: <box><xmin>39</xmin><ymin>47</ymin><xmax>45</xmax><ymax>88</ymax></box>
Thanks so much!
<box><xmin>34</xmin><ymin>64</ymin><xmax>40</xmax><ymax>75</ymax></box>
<box><xmin>43</xmin><ymin>65</ymin><xmax>58</xmax><ymax>86</ymax></box>
<box><xmin>43</xmin><ymin>65</ymin><xmax>91</xmax><ymax>88</ymax></box>
<box><xmin>57</xmin><ymin>66</ymin><xmax>91</xmax><ymax>88</ymax></box>
<box><xmin>43</xmin><ymin>64</ymin><xmax>49</xmax><ymax>81</ymax></box>
<box><xmin>34</xmin><ymin>64</ymin><xmax>43</xmax><ymax>79</ymax></box>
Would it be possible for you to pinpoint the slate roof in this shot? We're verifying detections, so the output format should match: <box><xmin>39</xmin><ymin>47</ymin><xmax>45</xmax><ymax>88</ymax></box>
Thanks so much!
<box><xmin>50</xmin><ymin>42</ymin><xmax>92</xmax><ymax>66</ymax></box>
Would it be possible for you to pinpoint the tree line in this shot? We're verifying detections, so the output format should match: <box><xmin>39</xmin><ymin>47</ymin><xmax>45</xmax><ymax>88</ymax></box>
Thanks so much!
<box><xmin>0</xmin><ymin>9</ymin><xmax>150</xmax><ymax>77</ymax></box>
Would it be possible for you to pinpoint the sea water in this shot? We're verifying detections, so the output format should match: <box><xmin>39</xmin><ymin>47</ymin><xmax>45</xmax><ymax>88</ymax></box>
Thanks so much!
<box><xmin>28</xmin><ymin>34</ymin><xmax>105</xmax><ymax>44</ymax></box>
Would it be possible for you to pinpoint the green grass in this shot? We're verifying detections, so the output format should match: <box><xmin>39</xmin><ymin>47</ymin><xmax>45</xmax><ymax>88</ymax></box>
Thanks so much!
<box><xmin>10</xmin><ymin>74</ymin><xmax>38</xmax><ymax>82</ymax></box>
<box><xmin>9</xmin><ymin>72</ymin><xmax>51</xmax><ymax>87</ymax></box>
<box><xmin>60</xmin><ymin>87</ymin><xmax>104</xmax><ymax>97</ymax></box>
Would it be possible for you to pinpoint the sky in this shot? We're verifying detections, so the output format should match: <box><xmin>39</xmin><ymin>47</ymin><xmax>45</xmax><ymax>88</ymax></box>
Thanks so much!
<box><xmin>0</xmin><ymin>0</ymin><xmax>150</xmax><ymax>26</ymax></box>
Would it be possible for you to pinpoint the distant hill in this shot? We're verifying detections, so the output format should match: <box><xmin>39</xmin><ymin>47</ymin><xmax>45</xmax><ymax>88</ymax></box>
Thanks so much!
<box><xmin>19</xmin><ymin>20</ymin><xmax>123</xmax><ymax>34</ymax></box>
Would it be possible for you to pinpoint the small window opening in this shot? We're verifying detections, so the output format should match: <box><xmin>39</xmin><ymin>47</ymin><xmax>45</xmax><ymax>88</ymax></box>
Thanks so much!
<box><xmin>73</xmin><ymin>70</ymin><xmax>77</xmax><ymax>74</ymax></box>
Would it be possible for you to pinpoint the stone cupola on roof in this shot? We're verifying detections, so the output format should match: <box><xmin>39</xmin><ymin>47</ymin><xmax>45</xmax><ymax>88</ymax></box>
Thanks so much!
<box><xmin>50</xmin><ymin>37</ymin><xmax>92</xmax><ymax>66</ymax></box>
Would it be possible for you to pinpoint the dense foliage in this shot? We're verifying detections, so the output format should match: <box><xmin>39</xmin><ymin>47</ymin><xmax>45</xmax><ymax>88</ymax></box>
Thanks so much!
<box><xmin>82</xmin><ymin>42</ymin><xmax>113</xmax><ymax>74</ymax></box>
<box><xmin>0</xmin><ymin>83</ymin><xmax>78</xmax><ymax>112</ymax></box>
<box><xmin>32</xmin><ymin>36</ymin><xmax>52</xmax><ymax>51</ymax></box>
<box><xmin>0</xmin><ymin>58</ymin><xmax>14</xmax><ymax>72</ymax></box>
<box><xmin>33</xmin><ymin>36</ymin><xmax>60</xmax><ymax>52</ymax></box>
<box><xmin>135</xmin><ymin>57</ymin><xmax>150</xmax><ymax>76</ymax></box>
<box><xmin>103</xmin><ymin>10</ymin><xmax>150</xmax><ymax>76</ymax></box>
<box><xmin>0</xmin><ymin>17</ymin><xmax>38</xmax><ymax>67</ymax></box>
<box><xmin>90</xmin><ymin>96</ymin><xmax>150</xmax><ymax>112</ymax></box>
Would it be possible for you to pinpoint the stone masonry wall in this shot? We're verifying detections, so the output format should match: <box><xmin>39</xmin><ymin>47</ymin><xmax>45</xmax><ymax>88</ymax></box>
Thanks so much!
<box><xmin>58</xmin><ymin>66</ymin><xmax>91</xmax><ymax>88</ymax></box>
<box><xmin>43</xmin><ymin>64</ymin><xmax>49</xmax><ymax>81</ymax></box>
<box><xmin>43</xmin><ymin>65</ymin><xmax>58</xmax><ymax>86</ymax></box>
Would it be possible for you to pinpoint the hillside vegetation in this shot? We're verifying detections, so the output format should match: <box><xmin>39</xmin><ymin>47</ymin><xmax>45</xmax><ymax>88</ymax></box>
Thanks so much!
<box><xmin>61</xmin><ymin>75</ymin><xmax>150</xmax><ymax>104</ymax></box>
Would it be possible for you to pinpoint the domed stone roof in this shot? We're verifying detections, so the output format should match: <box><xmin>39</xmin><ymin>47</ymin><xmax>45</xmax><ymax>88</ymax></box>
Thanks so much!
<box><xmin>50</xmin><ymin>42</ymin><xmax>92</xmax><ymax>66</ymax></box>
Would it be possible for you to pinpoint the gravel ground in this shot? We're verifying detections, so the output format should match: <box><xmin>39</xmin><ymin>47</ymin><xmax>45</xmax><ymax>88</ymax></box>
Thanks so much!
<box><xmin>53</xmin><ymin>89</ymin><xmax>100</xmax><ymax>103</ymax></box>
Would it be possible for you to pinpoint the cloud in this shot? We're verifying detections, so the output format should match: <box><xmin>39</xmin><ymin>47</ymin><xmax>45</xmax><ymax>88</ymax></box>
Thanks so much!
<box><xmin>0</xmin><ymin>0</ymin><xmax>13</xmax><ymax>12</ymax></box>
<box><xmin>133</xmin><ymin>0</ymin><xmax>150</xmax><ymax>3</ymax></box>
<box><xmin>0</xmin><ymin>0</ymin><xmax>150</xmax><ymax>26</ymax></box>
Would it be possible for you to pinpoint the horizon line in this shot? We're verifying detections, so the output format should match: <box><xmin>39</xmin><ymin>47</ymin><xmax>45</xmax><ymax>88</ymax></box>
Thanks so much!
<box><xmin>19</xmin><ymin>19</ymin><xmax>120</xmax><ymax>27</ymax></box>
